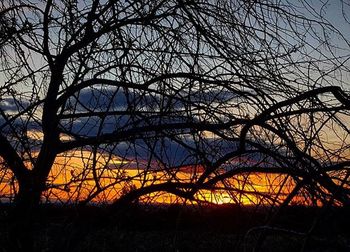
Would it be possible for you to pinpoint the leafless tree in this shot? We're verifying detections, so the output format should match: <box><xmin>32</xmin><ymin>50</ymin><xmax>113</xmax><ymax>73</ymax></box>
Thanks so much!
<box><xmin>1</xmin><ymin>0</ymin><xmax>350</xmax><ymax>211</ymax></box>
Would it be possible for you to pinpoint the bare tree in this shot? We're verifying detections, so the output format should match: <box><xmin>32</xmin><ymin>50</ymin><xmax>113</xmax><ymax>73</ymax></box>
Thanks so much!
<box><xmin>1</xmin><ymin>0</ymin><xmax>350</xmax><ymax>210</ymax></box>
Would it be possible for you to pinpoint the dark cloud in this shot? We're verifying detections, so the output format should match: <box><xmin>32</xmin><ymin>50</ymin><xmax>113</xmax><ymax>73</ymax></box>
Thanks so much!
<box><xmin>61</xmin><ymin>115</ymin><xmax>130</xmax><ymax>136</ymax></box>
<box><xmin>59</xmin><ymin>87</ymin><xmax>245</xmax><ymax>166</ymax></box>
<box><xmin>66</xmin><ymin>86</ymin><xmax>239</xmax><ymax>115</ymax></box>
<box><xmin>0</xmin><ymin>96</ymin><xmax>40</xmax><ymax>131</ymax></box>
<box><xmin>68</xmin><ymin>87</ymin><xmax>166</xmax><ymax>112</ymax></box>
<box><xmin>73</xmin><ymin>88</ymin><xmax>129</xmax><ymax>110</ymax></box>
<box><xmin>0</xmin><ymin>97</ymin><xmax>30</xmax><ymax>112</ymax></box>
<box><xmin>109</xmin><ymin>137</ymin><xmax>241</xmax><ymax>167</ymax></box>
<box><xmin>0</xmin><ymin>91</ymin><xmax>270</xmax><ymax>169</ymax></box>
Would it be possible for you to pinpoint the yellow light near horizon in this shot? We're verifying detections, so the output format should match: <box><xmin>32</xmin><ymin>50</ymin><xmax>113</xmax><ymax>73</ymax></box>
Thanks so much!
<box><xmin>0</xmin><ymin>132</ymin><xmax>328</xmax><ymax>206</ymax></box>
<box><xmin>0</xmin><ymin>157</ymin><xmax>318</xmax><ymax>206</ymax></box>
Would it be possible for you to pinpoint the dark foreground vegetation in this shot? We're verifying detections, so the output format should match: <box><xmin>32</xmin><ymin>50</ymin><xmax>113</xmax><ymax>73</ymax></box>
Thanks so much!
<box><xmin>0</xmin><ymin>204</ymin><xmax>349</xmax><ymax>252</ymax></box>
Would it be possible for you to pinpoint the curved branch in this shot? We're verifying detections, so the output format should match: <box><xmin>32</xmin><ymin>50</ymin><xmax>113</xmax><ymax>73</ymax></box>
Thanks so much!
<box><xmin>57</xmin><ymin>120</ymin><xmax>245</xmax><ymax>153</ymax></box>
<box><xmin>0</xmin><ymin>133</ymin><xmax>29</xmax><ymax>182</ymax></box>
<box><xmin>56</xmin><ymin>74</ymin><xmax>250</xmax><ymax>107</ymax></box>
<box><xmin>239</xmin><ymin>86</ymin><xmax>350</xmax><ymax>151</ymax></box>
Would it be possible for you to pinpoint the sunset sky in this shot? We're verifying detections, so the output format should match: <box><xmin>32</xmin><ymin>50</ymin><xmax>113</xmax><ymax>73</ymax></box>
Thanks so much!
<box><xmin>0</xmin><ymin>0</ymin><xmax>350</xmax><ymax>208</ymax></box>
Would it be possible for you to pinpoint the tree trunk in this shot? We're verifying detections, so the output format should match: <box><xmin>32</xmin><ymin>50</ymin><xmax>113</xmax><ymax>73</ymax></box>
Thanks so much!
<box><xmin>6</xmin><ymin>175</ymin><xmax>45</xmax><ymax>251</ymax></box>
<box><xmin>15</xmin><ymin>175</ymin><xmax>45</xmax><ymax>212</ymax></box>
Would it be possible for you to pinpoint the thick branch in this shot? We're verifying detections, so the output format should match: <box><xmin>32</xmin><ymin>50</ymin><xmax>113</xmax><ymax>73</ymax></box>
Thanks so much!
<box><xmin>0</xmin><ymin>133</ymin><xmax>29</xmax><ymax>182</ymax></box>
<box><xmin>57</xmin><ymin>120</ymin><xmax>244</xmax><ymax>153</ymax></box>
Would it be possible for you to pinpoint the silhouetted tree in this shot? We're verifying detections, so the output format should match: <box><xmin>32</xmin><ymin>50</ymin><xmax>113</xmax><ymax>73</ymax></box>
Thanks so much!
<box><xmin>1</xmin><ymin>0</ymin><xmax>350</xmax><ymax>211</ymax></box>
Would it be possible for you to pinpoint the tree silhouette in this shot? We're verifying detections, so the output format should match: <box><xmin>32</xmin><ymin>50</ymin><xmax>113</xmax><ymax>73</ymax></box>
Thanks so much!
<box><xmin>1</xmin><ymin>0</ymin><xmax>350</xmax><ymax>210</ymax></box>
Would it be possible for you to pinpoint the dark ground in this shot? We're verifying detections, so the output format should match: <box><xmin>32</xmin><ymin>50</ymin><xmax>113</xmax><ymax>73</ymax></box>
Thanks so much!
<box><xmin>0</xmin><ymin>203</ymin><xmax>349</xmax><ymax>251</ymax></box>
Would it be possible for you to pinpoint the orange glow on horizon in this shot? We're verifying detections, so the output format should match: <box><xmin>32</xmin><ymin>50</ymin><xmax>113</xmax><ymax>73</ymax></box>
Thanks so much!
<box><xmin>0</xmin><ymin>149</ymin><xmax>316</xmax><ymax>206</ymax></box>
<box><xmin>0</xmin><ymin>131</ymin><xmax>331</xmax><ymax>206</ymax></box>
<box><xmin>0</xmin><ymin>130</ymin><xmax>340</xmax><ymax>206</ymax></box>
